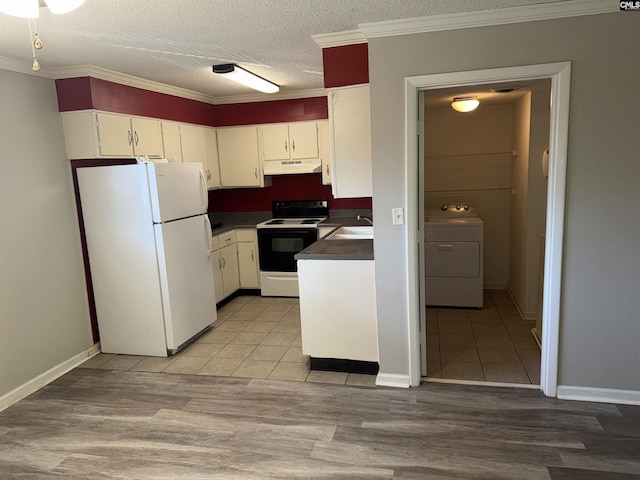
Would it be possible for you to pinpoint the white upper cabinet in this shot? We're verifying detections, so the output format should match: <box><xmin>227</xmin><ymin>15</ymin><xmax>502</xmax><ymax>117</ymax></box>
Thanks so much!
<box><xmin>161</xmin><ymin>121</ymin><xmax>183</xmax><ymax>163</ymax></box>
<box><xmin>260</xmin><ymin>121</ymin><xmax>319</xmax><ymax>161</ymax></box>
<box><xmin>328</xmin><ymin>85</ymin><xmax>373</xmax><ymax>198</ymax></box>
<box><xmin>217</xmin><ymin>126</ymin><xmax>265</xmax><ymax>188</ymax></box>
<box><xmin>204</xmin><ymin>127</ymin><xmax>221</xmax><ymax>190</ymax></box>
<box><xmin>61</xmin><ymin>110</ymin><xmax>163</xmax><ymax>159</ymax></box>
<box><xmin>318</xmin><ymin>120</ymin><xmax>332</xmax><ymax>185</ymax></box>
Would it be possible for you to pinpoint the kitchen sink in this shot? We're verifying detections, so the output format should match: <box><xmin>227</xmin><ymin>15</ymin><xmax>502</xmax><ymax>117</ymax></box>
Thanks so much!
<box><xmin>325</xmin><ymin>226</ymin><xmax>373</xmax><ymax>240</ymax></box>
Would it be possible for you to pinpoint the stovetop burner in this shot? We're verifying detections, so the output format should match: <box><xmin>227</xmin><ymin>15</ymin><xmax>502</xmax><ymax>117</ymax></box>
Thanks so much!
<box><xmin>266</xmin><ymin>219</ymin><xmax>285</xmax><ymax>225</ymax></box>
<box><xmin>257</xmin><ymin>200</ymin><xmax>329</xmax><ymax>230</ymax></box>
<box><xmin>301</xmin><ymin>218</ymin><xmax>322</xmax><ymax>224</ymax></box>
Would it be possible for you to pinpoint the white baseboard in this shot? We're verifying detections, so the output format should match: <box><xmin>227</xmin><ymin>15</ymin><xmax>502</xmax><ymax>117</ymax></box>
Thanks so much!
<box><xmin>557</xmin><ymin>385</ymin><xmax>640</xmax><ymax>406</ymax></box>
<box><xmin>0</xmin><ymin>343</ymin><xmax>100</xmax><ymax>413</ymax></box>
<box><xmin>376</xmin><ymin>373</ymin><xmax>411</xmax><ymax>388</ymax></box>
<box><xmin>507</xmin><ymin>287</ymin><xmax>536</xmax><ymax>320</ymax></box>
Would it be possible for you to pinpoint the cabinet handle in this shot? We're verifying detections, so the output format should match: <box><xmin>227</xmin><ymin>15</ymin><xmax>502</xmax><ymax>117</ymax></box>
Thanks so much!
<box><xmin>218</xmin><ymin>258</ymin><xmax>222</xmax><ymax>270</ymax></box>
<box><xmin>326</xmin><ymin>164</ymin><xmax>329</xmax><ymax>176</ymax></box>
<box><xmin>438</xmin><ymin>244</ymin><xmax>454</xmax><ymax>250</ymax></box>
<box><xmin>222</xmin><ymin>257</ymin><xmax>226</xmax><ymax>268</ymax></box>
<box><xmin>251</xmin><ymin>250</ymin><xmax>254</xmax><ymax>261</ymax></box>
<box><xmin>254</xmin><ymin>167</ymin><xmax>258</xmax><ymax>179</ymax></box>
<box><xmin>284</xmin><ymin>140</ymin><xmax>288</xmax><ymax>152</ymax></box>
<box><xmin>292</xmin><ymin>139</ymin><xmax>296</xmax><ymax>152</ymax></box>
<box><xmin>134</xmin><ymin>131</ymin><xmax>139</xmax><ymax>146</ymax></box>
<box><xmin>128</xmin><ymin>131</ymin><xmax>133</xmax><ymax>146</ymax></box>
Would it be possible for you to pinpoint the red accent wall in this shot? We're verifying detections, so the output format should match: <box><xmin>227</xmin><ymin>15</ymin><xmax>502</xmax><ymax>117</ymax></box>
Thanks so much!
<box><xmin>56</xmin><ymin>77</ymin><xmax>215</xmax><ymax>126</ymax></box>
<box><xmin>214</xmin><ymin>97</ymin><xmax>328</xmax><ymax>126</ymax></box>
<box><xmin>322</xmin><ymin>43</ymin><xmax>369</xmax><ymax>88</ymax></box>
<box><xmin>208</xmin><ymin>174</ymin><xmax>371</xmax><ymax>213</ymax></box>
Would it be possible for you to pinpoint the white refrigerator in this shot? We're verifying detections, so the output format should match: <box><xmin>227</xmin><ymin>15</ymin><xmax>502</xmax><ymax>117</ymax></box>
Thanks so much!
<box><xmin>77</xmin><ymin>162</ymin><xmax>217</xmax><ymax>357</ymax></box>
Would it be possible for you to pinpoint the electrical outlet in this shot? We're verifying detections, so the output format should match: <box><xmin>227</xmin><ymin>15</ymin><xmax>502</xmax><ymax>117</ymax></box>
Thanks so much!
<box><xmin>392</xmin><ymin>207</ymin><xmax>404</xmax><ymax>225</ymax></box>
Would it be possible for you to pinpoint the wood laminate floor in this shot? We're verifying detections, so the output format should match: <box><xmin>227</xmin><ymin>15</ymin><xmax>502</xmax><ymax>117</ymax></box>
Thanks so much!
<box><xmin>1</xmin><ymin>369</ymin><xmax>639</xmax><ymax>479</ymax></box>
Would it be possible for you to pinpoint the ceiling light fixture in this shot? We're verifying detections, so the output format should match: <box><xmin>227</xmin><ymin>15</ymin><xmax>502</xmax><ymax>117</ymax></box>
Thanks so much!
<box><xmin>451</xmin><ymin>97</ymin><xmax>480</xmax><ymax>113</ymax></box>
<box><xmin>0</xmin><ymin>0</ymin><xmax>85</xmax><ymax>18</ymax></box>
<box><xmin>212</xmin><ymin>64</ymin><xmax>279</xmax><ymax>94</ymax></box>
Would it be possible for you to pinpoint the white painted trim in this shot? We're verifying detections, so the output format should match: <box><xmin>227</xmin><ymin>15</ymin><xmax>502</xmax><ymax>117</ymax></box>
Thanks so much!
<box><xmin>424</xmin><ymin>377</ymin><xmax>540</xmax><ymax>390</ymax></box>
<box><xmin>312</xmin><ymin>29</ymin><xmax>367</xmax><ymax>48</ymax></box>
<box><xmin>376</xmin><ymin>373</ymin><xmax>411</xmax><ymax>388</ymax></box>
<box><xmin>507</xmin><ymin>286</ymin><xmax>537</xmax><ymax>321</ymax></box>
<box><xmin>557</xmin><ymin>386</ymin><xmax>640</xmax><ymax>406</ymax></box>
<box><xmin>405</xmin><ymin>62</ymin><xmax>571</xmax><ymax>398</ymax></box>
<box><xmin>0</xmin><ymin>55</ymin><xmax>53</xmax><ymax>78</ymax></box>
<box><xmin>51</xmin><ymin>64</ymin><xmax>327</xmax><ymax>105</ymax></box>
<box><xmin>359</xmin><ymin>0</ymin><xmax>616</xmax><ymax>38</ymax></box>
<box><xmin>0</xmin><ymin>343</ymin><xmax>100</xmax><ymax>413</ymax></box>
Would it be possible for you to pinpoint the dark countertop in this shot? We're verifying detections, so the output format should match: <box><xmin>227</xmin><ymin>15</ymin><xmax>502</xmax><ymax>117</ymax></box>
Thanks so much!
<box><xmin>295</xmin><ymin>238</ymin><xmax>374</xmax><ymax>261</ymax></box>
<box><xmin>207</xmin><ymin>210</ymin><xmax>372</xmax><ymax>236</ymax></box>
<box><xmin>208</xmin><ymin>210</ymin><xmax>374</xmax><ymax>260</ymax></box>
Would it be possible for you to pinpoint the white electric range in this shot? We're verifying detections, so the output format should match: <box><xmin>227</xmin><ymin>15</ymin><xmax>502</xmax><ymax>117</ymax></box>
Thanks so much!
<box><xmin>256</xmin><ymin>200</ymin><xmax>328</xmax><ymax>297</ymax></box>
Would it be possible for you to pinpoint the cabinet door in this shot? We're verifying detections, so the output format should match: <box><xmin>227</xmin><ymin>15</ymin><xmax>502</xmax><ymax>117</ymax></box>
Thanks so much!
<box><xmin>237</xmin><ymin>241</ymin><xmax>259</xmax><ymax>288</ymax></box>
<box><xmin>131</xmin><ymin>117</ymin><xmax>163</xmax><ymax>158</ymax></box>
<box><xmin>329</xmin><ymin>86</ymin><xmax>373</xmax><ymax>198</ymax></box>
<box><xmin>204</xmin><ymin>127</ymin><xmax>221</xmax><ymax>189</ymax></box>
<box><xmin>220</xmin><ymin>243</ymin><xmax>240</xmax><ymax>298</ymax></box>
<box><xmin>96</xmin><ymin>113</ymin><xmax>133</xmax><ymax>157</ymax></box>
<box><xmin>161</xmin><ymin>121</ymin><xmax>183</xmax><ymax>162</ymax></box>
<box><xmin>318</xmin><ymin>120</ymin><xmax>331</xmax><ymax>185</ymax></box>
<box><xmin>261</xmin><ymin>123</ymin><xmax>290</xmax><ymax>161</ymax></box>
<box><xmin>289</xmin><ymin>122</ymin><xmax>319</xmax><ymax>160</ymax></box>
<box><xmin>217</xmin><ymin>126</ymin><xmax>262</xmax><ymax>187</ymax></box>
<box><xmin>211</xmin><ymin>249</ymin><xmax>225</xmax><ymax>304</ymax></box>
<box><xmin>180</xmin><ymin>124</ymin><xmax>207</xmax><ymax>166</ymax></box>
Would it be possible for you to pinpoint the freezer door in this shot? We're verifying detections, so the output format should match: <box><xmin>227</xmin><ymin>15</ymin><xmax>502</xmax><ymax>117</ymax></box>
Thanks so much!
<box><xmin>147</xmin><ymin>162</ymin><xmax>208</xmax><ymax>222</ymax></box>
<box><xmin>155</xmin><ymin>214</ymin><xmax>217</xmax><ymax>351</ymax></box>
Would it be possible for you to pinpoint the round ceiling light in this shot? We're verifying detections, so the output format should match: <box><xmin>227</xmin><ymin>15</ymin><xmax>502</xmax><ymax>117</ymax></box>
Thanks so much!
<box><xmin>451</xmin><ymin>97</ymin><xmax>480</xmax><ymax>113</ymax></box>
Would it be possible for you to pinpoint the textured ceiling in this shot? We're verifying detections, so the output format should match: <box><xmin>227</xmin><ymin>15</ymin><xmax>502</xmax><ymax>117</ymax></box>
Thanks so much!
<box><xmin>0</xmin><ymin>0</ymin><xmax>567</xmax><ymax>99</ymax></box>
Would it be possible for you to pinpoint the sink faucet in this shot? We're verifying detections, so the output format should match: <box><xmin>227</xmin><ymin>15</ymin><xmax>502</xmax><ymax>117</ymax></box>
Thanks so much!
<box><xmin>357</xmin><ymin>215</ymin><xmax>373</xmax><ymax>225</ymax></box>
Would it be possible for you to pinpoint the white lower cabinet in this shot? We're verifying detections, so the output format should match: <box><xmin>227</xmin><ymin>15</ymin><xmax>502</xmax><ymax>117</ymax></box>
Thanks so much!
<box><xmin>211</xmin><ymin>232</ymin><xmax>240</xmax><ymax>303</ymax></box>
<box><xmin>236</xmin><ymin>229</ymin><xmax>260</xmax><ymax>288</ymax></box>
<box><xmin>298</xmin><ymin>259</ymin><xmax>378</xmax><ymax>362</ymax></box>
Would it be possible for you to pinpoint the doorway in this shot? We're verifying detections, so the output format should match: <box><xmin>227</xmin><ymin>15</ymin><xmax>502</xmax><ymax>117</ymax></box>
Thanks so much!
<box><xmin>422</xmin><ymin>79</ymin><xmax>551</xmax><ymax>384</ymax></box>
<box><xmin>405</xmin><ymin>62</ymin><xmax>571</xmax><ymax>397</ymax></box>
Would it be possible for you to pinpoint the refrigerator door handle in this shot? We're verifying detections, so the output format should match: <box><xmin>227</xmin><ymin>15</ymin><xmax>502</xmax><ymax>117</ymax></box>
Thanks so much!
<box><xmin>199</xmin><ymin>169</ymin><xmax>208</xmax><ymax>212</ymax></box>
<box><xmin>204</xmin><ymin>215</ymin><xmax>213</xmax><ymax>256</ymax></box>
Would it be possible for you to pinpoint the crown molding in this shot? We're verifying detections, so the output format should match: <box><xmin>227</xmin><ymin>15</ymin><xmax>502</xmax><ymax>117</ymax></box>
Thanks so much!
<box><xmin>0</xmin><ymin>55</ymin><xmax>53</xmax><ymax>78</ymax></box>
<box><xmin>212</xmin><ymin>87</ymin><xmax>328</xmax><ymax>104</ymax></box>
<box><xmin>359</xmin><ymin>0</ymin><xmax>617</xmax><ymax>38</ymax></box>
<box><xmin>312</xmin><ymin>29</ymin><xmax>367</xmax><ymax>48</ymax></box>
<box><xmin>51</xmin><ymin>65</ymin><xmax>218</xmax><ymax>104</ymax></box>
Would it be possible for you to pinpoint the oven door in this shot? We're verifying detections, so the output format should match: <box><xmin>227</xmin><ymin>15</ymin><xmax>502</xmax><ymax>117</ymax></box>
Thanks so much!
<box><xmin>257</xmin><ymin>228</ymin><xmax>318</xmax><ymax>272</ymax></box>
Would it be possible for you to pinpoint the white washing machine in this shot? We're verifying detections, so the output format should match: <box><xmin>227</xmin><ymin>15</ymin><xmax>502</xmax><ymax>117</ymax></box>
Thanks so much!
<box><xmin>425</xmin><ymin>204</ymin><xmax>484</xmax><ymax>308</ymax></box>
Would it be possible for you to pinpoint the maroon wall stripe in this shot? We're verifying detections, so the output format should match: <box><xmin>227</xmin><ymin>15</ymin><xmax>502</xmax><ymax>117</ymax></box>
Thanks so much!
<box><xmin>214</xmin><ymin>96</ymin><xmax>328</xmax><ymax>127</ymax></box>
<box><xmin>322</xmin><ymin>43</ymin><xmax>369</xmax><ymax>88</ymax></box>
<box><xmin>208</xmin><ymin>174</ymin><xmax>371</xmax><ymax>213</ymax></box>
<box><xmin>55</xmin><ymin>77</ymin><xmax>93</xmax><ymax>111</ymax></box>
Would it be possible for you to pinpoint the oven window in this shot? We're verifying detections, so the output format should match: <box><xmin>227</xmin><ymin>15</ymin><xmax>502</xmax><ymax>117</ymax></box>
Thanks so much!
<box><xmin>272</xmin><ymin>237</ymin><xmax>304</xmax><ymax>254</ymax></box>
<box><xmin>258</xmin><ymin>229</ymin><xmax>317</xmax><ymax>272</ymax></box>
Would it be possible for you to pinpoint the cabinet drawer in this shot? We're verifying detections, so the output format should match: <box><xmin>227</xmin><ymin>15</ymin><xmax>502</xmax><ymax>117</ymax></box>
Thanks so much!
<box><xmin>235</xmin><ymin>228</ymin><xmax>257</xmax><ymax>242</ymax></box>
<box><xmin>426</xmin><ymin>241</ymin><xmax>480</xmax><ymax>278</ymax></box>
<box><xmin>216</xmin><ymin>231</ymin><xmax>236</xmax><ymax>247</ymax></box>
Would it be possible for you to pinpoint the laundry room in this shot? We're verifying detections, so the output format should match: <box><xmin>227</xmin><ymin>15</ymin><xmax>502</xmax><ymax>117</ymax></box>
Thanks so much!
<box><xmin>422</xmin><ymin>79</ymin><xmax>551</xmax><ymax>383</ymax></box>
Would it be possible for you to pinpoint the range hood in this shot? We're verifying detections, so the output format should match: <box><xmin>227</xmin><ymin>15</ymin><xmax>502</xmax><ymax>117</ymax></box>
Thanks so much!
<box><xmin>263</xmin><ymin>158</ymin><xmax>322</xmax><ymax>175</ymax></box>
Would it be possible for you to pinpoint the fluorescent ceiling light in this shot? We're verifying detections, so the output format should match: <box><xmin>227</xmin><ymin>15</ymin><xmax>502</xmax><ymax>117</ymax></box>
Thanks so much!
<box><xmin>451</xmin><ymin>97</ymin><xmax>480</xmax><ymax>113</ymax></box>
<box><xmin>213</xmin><ymin>64</ymin><xmax>279</xmax><ymax>94</ymax></box>
<box><xmin>0</xmin><ymin>0</ymin><xmax>85</xmax><ymax>17</ymax></box>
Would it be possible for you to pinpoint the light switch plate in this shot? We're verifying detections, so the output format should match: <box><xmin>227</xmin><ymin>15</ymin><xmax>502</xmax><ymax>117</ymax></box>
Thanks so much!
<box><xmin>392</xmin><ymin>207</ymin><xmax>404</xmax><ymax>225</ymax></box>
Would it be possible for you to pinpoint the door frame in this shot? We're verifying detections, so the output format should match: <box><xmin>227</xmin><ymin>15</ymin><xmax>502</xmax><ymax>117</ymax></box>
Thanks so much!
<box><xmin>405</xmin><ymin>62</ymin><xmax>571</xmax><ymax>397</ymax></box>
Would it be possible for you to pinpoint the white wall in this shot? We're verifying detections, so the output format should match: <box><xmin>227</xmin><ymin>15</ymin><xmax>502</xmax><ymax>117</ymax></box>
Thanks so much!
<box><xmin>368</xmin><ymin>13</ymin><xmax>640</xmax><ymax>391</ymax></box>
<box><xmin>0</xmin><ymin>68</ymin><xmax>92</xmax><ymax>401</ymax></box>
<box><xmin>425</xmin><ymin>104</ymin><xmax>513</xmax><ymax>288</ymax></box>
<box><xmin>509</xmin><ymin>93</ymin><xmax>531</xmax><ymax>314</ymax></box>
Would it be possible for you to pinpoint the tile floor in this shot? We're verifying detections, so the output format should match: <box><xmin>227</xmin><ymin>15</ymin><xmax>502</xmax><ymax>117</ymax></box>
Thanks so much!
<box><xmin>426</xmin><ymin>289</ymin><xmax>541</xmax><ymax>384</ymax></box>
<box><xmin>81</xmin><ymin>295</ymin><xmax>377</xmax><ymax>387</ymax></box>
